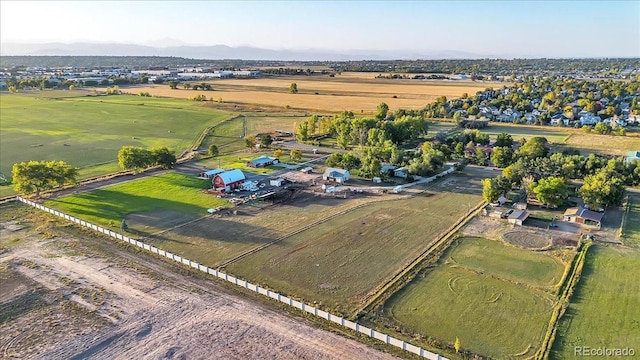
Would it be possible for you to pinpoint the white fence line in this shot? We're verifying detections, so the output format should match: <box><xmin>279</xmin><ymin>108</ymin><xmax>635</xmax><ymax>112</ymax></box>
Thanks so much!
<box><xmin>17</xmin><ymin>196</ymin><xmax>447</xmax><ymax>360</ymax></box>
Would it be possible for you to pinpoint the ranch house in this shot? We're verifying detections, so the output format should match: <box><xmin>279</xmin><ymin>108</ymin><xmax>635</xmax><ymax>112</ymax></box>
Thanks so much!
<box><xmin>247</xmin><ymin>156</ymin><xmax>279</xmax><ymax>168</ymax></box>
<box><xmin>563</xmin><ymin>207</ymin><xmax>603</xmax><ymax>229</ymax></box>
<box><xmin>213</xmin><ymin>169</ymin><xmax>246</xmax><ymax>192</ymax></box>
<box><xmin>198</xmin><ymin>168</ymin><xmax>225</xmax><ymax>179</ymax></box>
<box><xmin>323</xmin><ymin>168</ymin><xmax>350</xmax><ymax>183</ymax></box>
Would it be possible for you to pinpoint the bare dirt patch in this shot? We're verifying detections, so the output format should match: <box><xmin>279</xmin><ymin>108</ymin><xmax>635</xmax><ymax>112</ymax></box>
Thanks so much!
<box><xmin>502</xmin><ymin>231</ymin><xmax>552</xmax><ymax>250</ymax></box>
<box><xmin>0</xmin><ymin>209</ymin><xmax>398</xmax><ymax>360</ymax></box>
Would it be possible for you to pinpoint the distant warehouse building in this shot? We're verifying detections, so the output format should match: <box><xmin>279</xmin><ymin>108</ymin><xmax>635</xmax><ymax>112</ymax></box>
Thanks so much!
<box><xmin>213</xmin><ymin>169</ymin><xmax>246</xmax><ymax>192</ymax></box>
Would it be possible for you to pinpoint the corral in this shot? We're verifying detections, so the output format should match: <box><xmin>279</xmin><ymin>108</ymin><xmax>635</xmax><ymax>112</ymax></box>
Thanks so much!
<box><xmin>385</xmin><ymin>237</ymin><xmax>569</xmax><ymax>359</ymax></box>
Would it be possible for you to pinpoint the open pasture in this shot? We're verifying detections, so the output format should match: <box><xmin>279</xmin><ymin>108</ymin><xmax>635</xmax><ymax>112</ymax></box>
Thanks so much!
<box><xmin>226</xmin><ymin>189</ymin><xmax>482</xmax><ymax>314</ymax></box>
<box><xmin>386</xmin><ymin>237</ymin><xmax>566</xmax><ymax>359</ymax></box>
<box><xmin>125</xmin><ymin>77</ymin><xmax>493</xmax><ymax>113</ymax></box>
<box><xmin>0</xmin><ymin>93</ymin><xmax>232</xmax><ymax>181</ymax></box>
<box><xmin>45</xmin><ymin>173</ymin><xmax>228</xmax><ymax>232</ymax></box>
<box><xmin>551</xmin><ymin>245</ymin><xmax>640</xmax><ymax>359</ymax></box>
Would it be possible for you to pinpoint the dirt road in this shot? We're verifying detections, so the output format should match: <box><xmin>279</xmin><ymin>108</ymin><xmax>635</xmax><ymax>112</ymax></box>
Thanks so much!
<box><xmin>0</xmin><ymin>212</ymin><xmax>398</xmax><ymax>360</ymax></box>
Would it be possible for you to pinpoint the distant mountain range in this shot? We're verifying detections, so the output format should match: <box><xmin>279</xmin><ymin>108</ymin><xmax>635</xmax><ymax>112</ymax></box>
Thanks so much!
<box><xmin>0</xmin><ymin>42</ymin><xmax>491</xmax><ymax>61</ymax></box>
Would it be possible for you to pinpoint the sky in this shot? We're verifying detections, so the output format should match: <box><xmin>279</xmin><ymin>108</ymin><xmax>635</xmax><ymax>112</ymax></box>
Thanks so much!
<box><xmin>1</xmin><ymin>0</ymin><xmax>639</xmax><ymax>58</ymax></box>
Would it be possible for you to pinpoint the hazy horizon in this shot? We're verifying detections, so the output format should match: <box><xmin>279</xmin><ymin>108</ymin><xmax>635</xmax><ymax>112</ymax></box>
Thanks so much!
<box><xmin>2</xmin><ymin>1</ymin><xmax>639</xmax><ymax>58</ymax></box>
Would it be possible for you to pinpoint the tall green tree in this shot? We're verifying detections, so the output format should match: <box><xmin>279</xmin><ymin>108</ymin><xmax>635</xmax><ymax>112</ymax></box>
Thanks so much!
<box><xmin>117</xmin><ymin>146</ymin><xmax>154</xmax><ymax>172</ymax></box>
<box><xmin>208</xmin><ymin>144</ymin><xmax>219</xmax><ymax>157</ymax></box>
<box><xmin>260</xmin><ymin>134</ymin><xmax>273</xmax><ymax>148</ymax></box>
<box><xmin>12</xmin><ymin>160</ymin><xmax>78</xmax><ymax>198</ymax></box>
<box><xmin>495</xmin><ymin>133</ymin><xmax>514</xmax><ymax>147</ymax></box>
<box><xmin>289</xmin><ymin>149</ymin><xmax>302</xmax><ymax>161</ymax></box>
<box><xmin>151</xmin><ymin>147</ymin><xmax>176</xmax><ymax>169</ymax></box>
<box><xmin>528</xmin><ymin>176</ymin><xmax>568</xmax><ymax>207</ymax></box>
<box><xmin>289</xmin><ymin>82</ymin><xmax>298</xmax><ymax>94</ymax></box>
<box><xmin>376</xmin><ymin>102</ymin><xmax>389</xmax><ymax>120</ymax></box>
<box><xmin>482</xmin><ymin>178</ymin><xmax>501</xmax><ymax>203</ymax></box>
<box><xmin>579</xmin><ymin>169</ymin><xmax>625</xmax><ymax>208</ymax></box>
<box><xmin>490</xmin><ymin>146</ymin><xmax>514</xmax><ymax>168</ymax></box>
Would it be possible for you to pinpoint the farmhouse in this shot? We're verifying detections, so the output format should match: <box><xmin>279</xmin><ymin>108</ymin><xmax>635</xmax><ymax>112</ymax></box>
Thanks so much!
<box><xmin>626</xmin><ymin>151</ymin><xmax>640</xmax><ymax>164</ymax></box>
<box><xmin>247</xmin><ymin>156</ymin><xmax>279</xmax><ymax>168</ymax></box>
<box><xmin>212</xmin><ymin>169</ymin><xmax>246</xmax><ymax>192</ymax></box>
<box><xmin>563</xmin><ymin>207</ymin><xmax>603</xmax><ymax>229</ymax></box>
<box><xmin>323</xmin><ymin>168</ymin><xmax>350</xmax><ymax>183</ymax></box>
<box><xmin>507</xmin><ymin>210</ymin><xmax>530</xmax><ymax>226</ymax></box>
<box><xmin>299</xmin><ymin>166</ymin><xmax>313</xmax><ymax>174</ymax></box>
<box><xmin>198</xmin><ymin>168</ymin><xmax>225</xmax><ymax>179</ymax></box>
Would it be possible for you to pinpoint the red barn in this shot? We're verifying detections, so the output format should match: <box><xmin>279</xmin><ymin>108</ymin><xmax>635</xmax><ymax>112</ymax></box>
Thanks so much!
<box><xmin>213</xmin><ymin>169</ymin><xmax>246</xmax><ymax>192</ymax></box>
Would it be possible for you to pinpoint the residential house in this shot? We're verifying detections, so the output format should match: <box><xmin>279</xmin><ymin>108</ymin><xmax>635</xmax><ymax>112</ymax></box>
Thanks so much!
<box><xmin>550</xmin><ymin>114</ymin><xmax>570</xmax><ymax>126</ymax></box>
<box><xmin>323</xmin><ymin>168</ymin><xmax>350</xmax><ymax>183</ymax></box>
<box><xmin>563</xmin><ymin>207</ymin><xmax>603</xmax><ymax>229</ymax></box>
<box><xmin>579</xmin><ymin>113</ymin><xmax>601</xmax><ymax>126</ymax></box>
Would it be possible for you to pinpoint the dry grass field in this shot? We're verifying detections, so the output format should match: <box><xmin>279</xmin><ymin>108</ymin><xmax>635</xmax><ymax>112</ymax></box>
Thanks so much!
<box><xmin>563</xmin><ymin>133</ymin><xmax>640</xmax><ymax>156</ymax></box>
<box><xmin>124</xmin><ymin>75</ymin><xmax>497</xmax><ymax>113</ymax></box>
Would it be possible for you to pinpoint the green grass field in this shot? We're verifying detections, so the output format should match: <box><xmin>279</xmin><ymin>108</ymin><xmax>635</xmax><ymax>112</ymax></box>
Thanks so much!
<box><xmin>45</xmin><ymin>173</ymin><xmax>228</xmax><ymax>230</ymax></box>
<box><xmin>386</xmin><ymin>237</ymin><xmax>566</xmax><ymax>359</ymax></box>
<box><xmin>623</xmin><ymin>194</ymin><xmax>640</xmax><ymax>247</ymax></box>
<box><xmin>551</xmin><ymin>245</ymin><xmax>640</xmax><ymax>359</ymax></box>
<box><xmin>226</xmin><ymin>190</ymin><xmax>482</xmax><ymax>314</ymax></box>
<box><xmin>0</xmin><ymin>93</ymin><xmax>232</xmax><ymax>181</ymax></box>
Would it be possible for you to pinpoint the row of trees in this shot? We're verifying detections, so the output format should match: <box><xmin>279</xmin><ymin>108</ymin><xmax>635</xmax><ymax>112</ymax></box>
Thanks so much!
<box><xmin>480</xmin><ymin>136</ymin><xmax>636</xmax><ymax>209</ymax></box>
<box><xmin>117</xmin><ymin>146</ymin><xmax>176</xmax><ymax>172</ymax></box>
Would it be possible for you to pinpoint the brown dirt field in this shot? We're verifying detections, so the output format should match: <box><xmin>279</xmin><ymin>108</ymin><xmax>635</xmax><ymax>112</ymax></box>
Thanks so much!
<box><xmin>125</xmin><ymin>76</ymin><xmax>497</xmax><ymax>113</ymax></box>
<box><xmin>0</xmin><ymin>211</ymin><xmax>398</xmax><ymax>360</ymax></box>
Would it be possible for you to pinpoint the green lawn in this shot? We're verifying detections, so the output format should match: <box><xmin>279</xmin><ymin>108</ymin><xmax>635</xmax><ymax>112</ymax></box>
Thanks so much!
<box><xmin>200</xmin><ymin>116</ymin><xmax>245</xmax><ymax>154</ymax></box>
<box><xmin>45</xmin><ymin>173</ymin><xmax>228</xmax><ymax>229</ymax></box>
<box><xmin>551</xmin><ymin>245</ymin><xmax>640</xmax><ymax>359</ymax></box>
<box><xmin>226</xmin><ymin>191</ymin><xmax>482</xmax><ymax>314</ymax></box>
<box><xmin>0</xmin><ymin>93</ymin><xmax>232</xmax><ymax>181</ymax></box>
<box><xmin>386</xmin><ymin>237</ymin><xmax>565</xmax><ymax>359</ymax></box>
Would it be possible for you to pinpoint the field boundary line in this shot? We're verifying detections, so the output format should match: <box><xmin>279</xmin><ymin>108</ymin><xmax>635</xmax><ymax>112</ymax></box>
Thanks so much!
<box><xmin>536</xmin><ymin>239</ymin><xmax>592</xmax><ymax>360</ymax></box>
<box><xmin>17</xmin><ymin>196</ymin><xmax>448</xmax><ymax>360</ymax></box>
<box><xmin>354</xmin><ymin>199</ymin><xmax>487</xmax><ymax>315</ymax></box>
